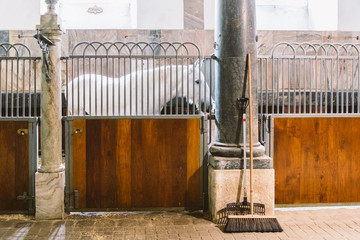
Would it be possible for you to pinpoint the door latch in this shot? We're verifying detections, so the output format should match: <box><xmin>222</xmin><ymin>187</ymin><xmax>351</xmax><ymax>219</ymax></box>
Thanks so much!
<box><xmin>17</xmin><ymin>129</ymin><xmax>28</xmax><ymax>136</ymax></box>
<box><xmin>73</xmin><ymin>128</ymin><xmax>83</xmax><ymax>134</ymax></box>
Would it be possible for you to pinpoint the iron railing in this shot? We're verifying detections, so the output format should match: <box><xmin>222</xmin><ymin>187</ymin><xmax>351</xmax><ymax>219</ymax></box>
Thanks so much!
<box><xmin>0</xmin><ymin>43</ymin><xmax>40</xmax><ymax>118</ymax></box>
<box><xmin>258</xmin><ymin>42</ymin><xmax>360</xmax><ymax>144</ymax></box>
<box><xmin>62</xmin><ymin>42</ymin><xmax>213</xmax><ymax>117</ymax></box>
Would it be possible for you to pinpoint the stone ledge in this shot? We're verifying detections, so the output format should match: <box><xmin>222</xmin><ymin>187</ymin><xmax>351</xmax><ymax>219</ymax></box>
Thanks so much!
<box><xmin>209</xmin><ymin>154</ymin><xmax>273</xmax><ymax>169</ymax></box>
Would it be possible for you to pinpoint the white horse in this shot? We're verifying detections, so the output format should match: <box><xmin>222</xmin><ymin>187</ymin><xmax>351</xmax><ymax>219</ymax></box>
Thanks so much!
<box><xmin>65</xmin><ymin>63</ymin><xmax>211</xmax><ymax>116</ymax></box>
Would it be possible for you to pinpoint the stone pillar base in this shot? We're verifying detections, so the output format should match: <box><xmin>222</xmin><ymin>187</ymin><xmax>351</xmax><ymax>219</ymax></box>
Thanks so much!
<box><xmin>35</xmin><ymin>171</ymin><xmax>65</xmax><ymax>219</ymax></box>
<box><xmin>208</xmin><ymin>166</ymin><xmax>274</xmax><ymax>223</ymax></box>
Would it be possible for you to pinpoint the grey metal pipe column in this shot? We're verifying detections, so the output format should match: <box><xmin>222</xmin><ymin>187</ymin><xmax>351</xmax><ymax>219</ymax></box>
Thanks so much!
<box><xmin>210</xmin><ymin>0</ymin><xmax>271</xmax><ymax>168</ymax></box>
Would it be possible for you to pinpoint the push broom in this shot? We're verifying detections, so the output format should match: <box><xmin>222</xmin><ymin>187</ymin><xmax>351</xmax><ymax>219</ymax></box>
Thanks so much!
<box><xmin>224</xmin><ymin>53</ymin><xmax>283</xmax><ymax>233</ymax></box>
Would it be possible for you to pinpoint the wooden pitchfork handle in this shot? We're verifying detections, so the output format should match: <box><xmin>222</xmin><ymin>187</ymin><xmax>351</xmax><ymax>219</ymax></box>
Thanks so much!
<box><xmin>247</xmin><ymin>53</ymin><xmax>254</xmax><ymax>216</ymax></box>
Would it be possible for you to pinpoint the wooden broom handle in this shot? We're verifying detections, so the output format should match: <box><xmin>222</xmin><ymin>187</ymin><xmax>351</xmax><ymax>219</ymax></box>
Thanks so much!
<box><xmin>247</xmin><ymin>53</ymin><xmax>254</xmax><ymax>216</ymax></box>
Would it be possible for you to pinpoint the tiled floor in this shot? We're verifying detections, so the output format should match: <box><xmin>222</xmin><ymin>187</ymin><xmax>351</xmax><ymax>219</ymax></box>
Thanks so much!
<box><xmin>0</xmin><ymin>207</ymin><xmax>360</xmax><ymax>239</ymax></box>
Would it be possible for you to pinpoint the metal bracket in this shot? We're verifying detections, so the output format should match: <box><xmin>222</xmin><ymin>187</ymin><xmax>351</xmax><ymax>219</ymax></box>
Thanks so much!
<box><xmin>16</xmin><ymin>192</ymin><xmax>34</xmax><ymax>203</ymax></box>
<box><xmin>17</xmin><ymin>129</ymin><xmax>28</xmax><ymax>136</ymax></box>
<box><xmin>34</xmin><ymin>31</ymin><xmax>55</xmax><ymax>83</ymax></box>
<box><xmin>237</xmin><ymin>97</ymin><xmax>249</xmax><ymax>114</ymax></box>
<box><xmin>73</xmin><ymin>127</ymin><xmax>83</xmax><ymax>134</ymax></box>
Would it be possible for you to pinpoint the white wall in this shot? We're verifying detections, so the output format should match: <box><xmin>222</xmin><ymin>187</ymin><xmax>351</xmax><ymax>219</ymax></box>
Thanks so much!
<box><xmin>204</xmin><ymin>0</ymin><xmax>339</xmax><ymax>31</ymax></box>
<box><xmin>0</xmin><ymin>0</ymin><xmax>40</xmax><ymax>30</ymax></box>
<box><xmin>338</xmin><ymin>0</ymin><xmax>360</xmax><ymax>31</ymax></box>
<box><xmin>308</xmin><ymin>0</ymin><xmax>337</xmax><ymax>31</ymax></box>
<box><xmin>137</xmin><ymin>0</ymin><xmax>183</xmax><ymax>29</ymax></box>
<box><xmin>204</xmin><ymin>0</ymin><xmax>215</xmax><ymax>29</ymax></box>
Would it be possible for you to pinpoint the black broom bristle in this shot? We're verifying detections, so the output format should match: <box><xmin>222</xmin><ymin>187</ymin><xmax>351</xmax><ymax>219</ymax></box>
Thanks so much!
<box><xmin>224</xmin><ymin>216</ymin><xmax>283</xmax><ymax>233</ymax></box>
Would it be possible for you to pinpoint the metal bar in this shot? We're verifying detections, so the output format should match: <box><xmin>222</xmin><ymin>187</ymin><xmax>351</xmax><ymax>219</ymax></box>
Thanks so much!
<box><xmin>22</xmin><ymin>59</ymin><xmax>26</xmax><ymax>117</ymax></box>
<box><xmin>77</xmin><ymin>58</ymin><xmax>80</xmax><ymax>116</ymax></box>
<box><xmin>152</xmin><ymin>56</ymin><xmax>155</xmax><ymax>115</ymax></box>
<box><xmin>164</xmin><ymin>58</ymin><xmax>167</xmax><ymax>115</ymax></box>
<box><xmin>282</xmin><ymin>58</ymin><xmax>284</xmax><ymax>113</ymax></box>
<box><xmin>266</xmin><ymin>58</ymin><xmax>269</xmax><ymax>115</ymax></box>
<box><xmin>16</xmin><ymin>59</ymin><xmax>19</xmax><ymax>117</ymax></box>
<box><xmin>64</xmin><ymin>119</ymin><xmax>74</xmax><ymax>211</ymax></box>
<box><xmin>187</xmin><ymin>58</ymin><xmax>190</xmax><ymax>114</ymax></box>
<box><xmin>130</xmin><ymin>57</ymin><xmax>132</xmax><ymax>115</ymax></box>
<box><xmin>175</xmin><ymin>57</ymin><xmax>178</xmax><ymax>115</ymax></box>
<box><xmin>341</xmin><ymin>59</ymin><xmax>344</xmax><ymax>113</ymax></box>
<box><xmin>82</xmin><ymin>57</ymin><xmax>86</xmax><ymax>116</ymax></box>
<box><xmin>30</xmin><ymin>59</ymin><xmax>34</xmax><ymax>117</ymax></box>
<box><xmin>135</xmin><ymin>58</ymin><xmax>138</xmax><ymax>115</ymax></box>
<box><xmin>320</xmin><ymin>58</ymin><xmax>323</xmax><ymax>113</ymax></box>
<box><xmin>65</xmin><ymin>58</ymin><xmax>69</xmax><ymax>117</ymax></box>
<box><xmin>112</xmin><ymin>57</ymin><xmax>115</xmax><ymax>116</ymax></box>
<box><xmin>170</xmin><ymin>59</ymin><xmax>173</xmax><ymax>115</ymax></box>
<box><xmin>124</xmin><ymin>58</ymin><xmax>127</xmax><ymax>115</ymax></box>
<box><xmin>0</xmin><ymin>60</ymin><xmax>2</xmax><ymax>117</ymax></box>
<box><xmin>309</xmin><ymin>59</ymin><xmax>312</xmax><ymax>114</ymax></box>
<box><xmin>71</xmin><ymin>57</ymin><xmax>74</xmax><ymax>116</ymax></box>
<box><xmin>331</xmin><ymin>59</ymin><xmax>333</xmax><ymax>114</ymax></box>
<box><xmin>358</xmin><ymin>57</ymin><xmax>360</xmax><ymax>113</ymax></box>
<box><xmin>293</xmin><ymin>57</ymin><xmax>296</xmax><ymax>114</ymax></box>
<box><xmin>11</xmin><ymin>59</ymin><xmax>14</xmax><ymax>117</ymax></box>
<box><xmin>303</xmin><ymin>58</ymin><xmax>306</xmax><ymax>114</ymax></box>
<box><xmin>287</xmin><ymin>58</ymin><xmax>290</xmax><ymax>114</ymax></box>
<box><xmin>147</xmin><ymin>57</ymin><xmax>149</xmax><ymax>115</ymax></box>
<box><xmin>181</xmin><ymin>58</ymin><xmax>184</xmax><ymax>115</ymax></box>
<box><xmin>271</xmin><ymin>56</ymin><xmax>275</xmax><ymax>114</ymax></box>
<box><xmin>325</xmin><ymin>59</ymin><xmax>328</xmax><ymax>114</ymax></box>
<box><xmin>276</xmin><ymin>59</ymin><xmax>279</xmax><ymax>114</ymax></box>
<box><xmin>5</xmin><ymin>59</ymin><xmax>8</xmax><ymax>117</ymax></box>
<box><xmin>352</xmin><ymin>59</ymin><xmax>354</xmax><ymax>113</ymax></box>
<box><xmin>101</xmin><ymin>58</ymin><xmax>104</xmax><ymax>116</ymax></box>
<box><xmin>88</xmin><ymin>58</ymin><xmax>92</xmax><ymax>116</ymax></box>
<box><xmin>298</xmin><ymin>58</ymin><xmax>301</xmax><ymax>114</ymax></box>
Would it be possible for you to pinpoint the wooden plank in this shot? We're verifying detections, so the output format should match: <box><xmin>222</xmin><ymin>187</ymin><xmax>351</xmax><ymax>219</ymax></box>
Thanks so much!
<box><xmin>162</xmin><ymin>119</ymin><xmax>187</xmax><ymax>207</ymax></box>
<box><xmin>115</xmin><ymin>119</ymin><xmax>132</xmax><ymax>207</ymax></box>
<box><xmin>72</xmin><ymin>119</ymin><xmax>87</xmax><ymax>208</ymax></box>
<box><xmin>0</xmin><ymin>121</ymin><xmax>28</xmax><ymax>212</ymax></box>
<box><xmin>131</xmin><ymin>119</ymin><xmax>161</xmax><ymax>207</ymax></box>
<box><xmin>186</xmin><ymin>119</ymin><xmax>201</xmax><ymax>209</ymax></box>
<box><xmin>85</xmin><ymin>119</ymin><xmax>102</xmax><ymax>208</ymax></box>
<box><xmin>274</xmin><ymin>117</ymin><xmax>360</xmax><ymax>204</ymax></box>
<box><xmin>99</xmin><ymin>119</ymin><xmax>118</xmax><ymax>208</ymax></box>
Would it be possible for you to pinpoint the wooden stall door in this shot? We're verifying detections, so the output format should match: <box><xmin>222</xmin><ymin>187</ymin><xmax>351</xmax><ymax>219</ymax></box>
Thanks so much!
<box><xmin>0</xmin><ymin>121</ymin><xmax>29</xmax><ymax>212</ymax></box>
<box><xmin>274</xmin><ymin>117</ymin><xmax>360</xmax><ymax>204</ymax></box>
<box><xmin>72</xmin><ymin>118</ymin><xmax>201</xmax><ymax>210</ymax></box>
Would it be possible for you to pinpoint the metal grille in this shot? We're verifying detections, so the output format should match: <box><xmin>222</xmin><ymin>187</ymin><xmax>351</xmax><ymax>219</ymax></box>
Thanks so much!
<box><xmin>258</xmin><ymin>43</ymin><xmax>360</xmax><ymax>144</ymax></box>
<box><xmin>0</xmin><ymin>43</ymin><xmax>40</xmax><ymax>118</ymax></box>
<box><xmin>63</xmin><ymin>42</ymin><xmax>212</xmax><ymax>117</ymax></box>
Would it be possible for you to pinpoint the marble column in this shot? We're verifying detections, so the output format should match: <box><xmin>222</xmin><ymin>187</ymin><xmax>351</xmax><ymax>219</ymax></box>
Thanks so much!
<box><xmin>35</xmin><ymin>0</ymin><xmax>65</xmax><ymax>219</ymax></box>
<box><xmin>208</xmin><ymin>0</ymin><xmax>274</xmax><ymax>222</ymax></box>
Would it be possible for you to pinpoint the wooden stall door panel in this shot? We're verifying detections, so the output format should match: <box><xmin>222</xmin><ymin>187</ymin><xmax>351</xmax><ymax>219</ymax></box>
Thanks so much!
<box><xmin>73</xmin><ymin>118</ymin><xmax>201</xmax><ymax>209</ymax></box>
<box><xmin>0</xmin><ymin>121</ymin><xmax>29</xmax><ymax>212</ymax></box>
<box><xmin>274</xmin><ymin>117</ymin><xmax>360</xmax><ymax>205</ymax></box>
